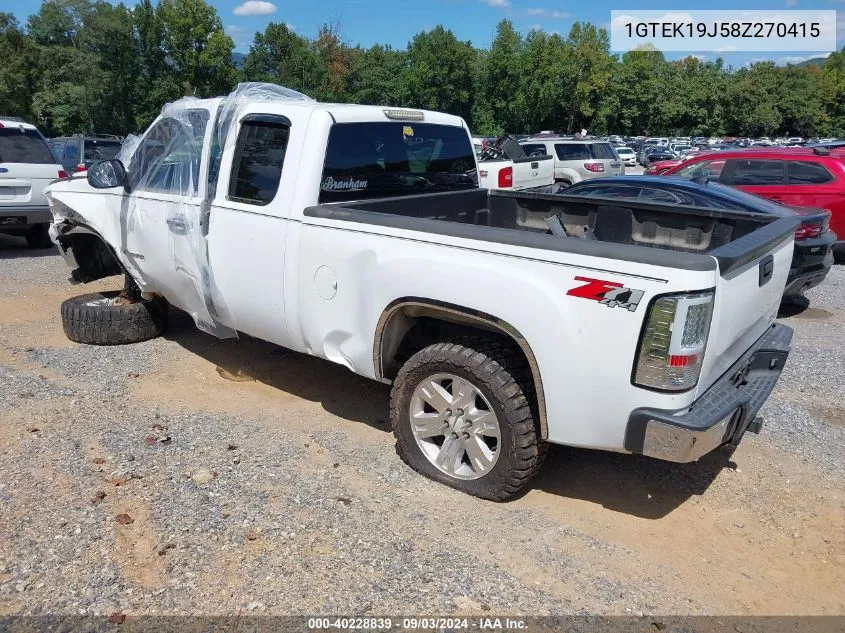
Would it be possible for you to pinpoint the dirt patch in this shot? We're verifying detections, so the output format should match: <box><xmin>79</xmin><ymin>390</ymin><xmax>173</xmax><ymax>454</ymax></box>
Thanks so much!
<box><xmin>815</xmin><ymin>405</ymin><xmax>845</xmax><ymax>428</ymax></box>
<box><xmin>793</xmin><ymin>307</ymin><xmax>833</xmax><ymax>320</ymax></box>
<box><xmin>109</xmin><ymin>496</ymin><xmax>166</xmax><ymax>590</ymax></box>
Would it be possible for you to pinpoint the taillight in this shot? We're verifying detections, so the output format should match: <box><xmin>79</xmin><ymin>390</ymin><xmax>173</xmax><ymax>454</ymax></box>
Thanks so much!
<box><xmin>634</xmin><ymin>291</ymin><xmax>714</xmax><ymax>392</ymax></box>
<box><xmin>498</xmin><ymin>166</ymin><xmax>513</xmax><ymax>188</ymax></box>
<box><xmin>794</xmin><ymin>222</ymin><xmax>825</xmax><ymax>240</ymax></box>
<box><xmin>58</xmin><ymin>170</ymin><xmax>68</xmax><ymax>178</ymax></box>
<box><xmin>76</xmin><ymin>163</ymin><xmax>87</xmax><ymax>173</ymax></box>
<box><xmin>584</xmin><ymin>162</ymin><xmax>605</xmax><ymax>173</ymax></box>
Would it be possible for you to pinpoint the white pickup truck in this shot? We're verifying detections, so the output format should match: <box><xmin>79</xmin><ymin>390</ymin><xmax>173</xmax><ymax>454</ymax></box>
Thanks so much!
<box><xmin>475</xmin><ymin>135</ymin><xmax>555</xmax><ymax>191</ymax></box>
<box><xmin>45</xmin><ymin>84</ymin><xmax>797</xmax><ymax>500</ymax></box>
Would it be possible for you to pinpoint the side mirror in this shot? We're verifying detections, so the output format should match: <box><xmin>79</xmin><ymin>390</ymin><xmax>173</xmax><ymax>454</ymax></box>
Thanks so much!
<box><xmin>87</xmin><ymin>159</ymin><xmax>127</xmax><ymax>190</ymax></box>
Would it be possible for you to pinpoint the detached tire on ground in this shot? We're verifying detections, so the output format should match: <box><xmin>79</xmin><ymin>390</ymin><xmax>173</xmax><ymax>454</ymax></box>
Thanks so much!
<box><xmin>60</xmin><ymin>291</ymin><xmax>168</xmax><ymax>345</ymax></box>
<box><xmin>390</xmin><ymin>339</ymin><xmax>546</xmax><ymax>501</ymax></box>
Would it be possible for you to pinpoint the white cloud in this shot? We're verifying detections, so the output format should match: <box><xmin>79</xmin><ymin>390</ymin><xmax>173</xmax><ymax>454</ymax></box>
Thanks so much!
<box><xmin>776</xmin><ymin>52</ymin><xmax>832</xmax><ymax>65</ymax></box>
<box><xmin>233</xmin><ymin>0</ymin><xmax>277</xmax><ymax>16</ymax></box>
<box><xmin>479</xmin><ymin>0</ymin><xmax>509</xmax><ymax>6</ymax></box>
<box><xmin>609</xmin><ymin>14</ymin><xmax>637</xmax><ymax>29</ymax></box>
<box><xmin>785</xmin><ymin>0</ymin><xmax>797</xmax><ymax>6</ymax></box>
<box><xmin>526</xmin><ymin>8</ymin><xmax>569</xmax><ymax>18</ymax></box>
<box><xmin>714</xmin><ymin>45</ymin><xmax>738</xmax><ymax>52</ymax></box>
<box><xmin>225</xmin><ymin>25</ymin><xmax>250</xmax><ymax>37</ymax></box>
<box><xmin>286</xmin><ymin>22</ymin><xmax>296</xmax><ymax>31</ymax></box>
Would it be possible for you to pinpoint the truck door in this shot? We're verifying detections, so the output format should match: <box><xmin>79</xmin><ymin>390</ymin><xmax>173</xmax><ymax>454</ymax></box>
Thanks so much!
<box><xmin>122</xmin><ymin>105</ymin><xmax>232</xmax><ymax>335</ymax></box>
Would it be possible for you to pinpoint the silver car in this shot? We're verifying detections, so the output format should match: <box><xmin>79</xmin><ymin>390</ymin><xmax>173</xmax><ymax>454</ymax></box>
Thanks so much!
<box><xmin>520</xmin><ymin>138</ymin><xmax>624</xmax><ymax>184</ymax></box>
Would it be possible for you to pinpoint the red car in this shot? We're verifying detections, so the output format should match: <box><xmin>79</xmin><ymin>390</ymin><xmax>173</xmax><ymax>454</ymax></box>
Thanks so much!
<box><xmin>659</xmin><ymin>147</ymin><xmax>845</xmax><ymax>256</ymax></box>
<box><xmin>645</xmin><ymin>151</ymin><xmax>714</xmax><ymax>176</ymax></box>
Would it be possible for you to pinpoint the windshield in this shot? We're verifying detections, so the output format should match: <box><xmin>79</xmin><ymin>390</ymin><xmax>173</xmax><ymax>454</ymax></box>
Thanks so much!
<box><xmin>0</xmin><ymin>128</ymin><xmax>56</xmax><ymax>164</ymax></box>
<box><xmin>319</xmin><ymin>122</ymin><xmax>477</xmax><ymax>203</ymax></box>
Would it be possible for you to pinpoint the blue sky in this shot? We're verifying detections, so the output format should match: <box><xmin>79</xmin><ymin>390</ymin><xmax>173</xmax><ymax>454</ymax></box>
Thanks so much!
<box><xmin>10</xmin><ymin>0</ymin><xmax>845</xmax><ymax>67</ymax></box>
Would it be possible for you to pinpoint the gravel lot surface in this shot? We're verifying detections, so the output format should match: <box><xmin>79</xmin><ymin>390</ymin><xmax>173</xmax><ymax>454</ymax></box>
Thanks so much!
<box><xmin>0</xmin><ymin>234</ymin><xmax>842</xmax><ymax>618</ymax></box>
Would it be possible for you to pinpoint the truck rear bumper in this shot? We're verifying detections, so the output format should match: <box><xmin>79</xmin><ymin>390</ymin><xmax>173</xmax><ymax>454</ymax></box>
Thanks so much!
<box><xmin>624</xmin><ymin>323</ymin><xmax>792</xmax><ymax>463</ymax></box>
<box><xmin>0</xmin><ymin>206</ymin><xmax>52</xmax><ymax>231</ymax></box>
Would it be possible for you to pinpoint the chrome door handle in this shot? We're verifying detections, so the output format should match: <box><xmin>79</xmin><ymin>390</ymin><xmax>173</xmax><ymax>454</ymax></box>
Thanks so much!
<box><xmin>166</xmin><ymin>217</ymin><xmax>187</xmax><ymax>233</ymax></box>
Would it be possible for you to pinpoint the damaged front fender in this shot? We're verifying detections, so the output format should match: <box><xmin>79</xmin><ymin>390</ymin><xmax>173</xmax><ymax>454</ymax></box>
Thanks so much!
<box><xmin>45</xmin><ymin>179</ymin><xmax>146</xmax><ymax>287</ymax></box>
<box><xmin>50</xmin><ymin>221</ymin><xmax>124</xmax><ymax>284</ymax></box>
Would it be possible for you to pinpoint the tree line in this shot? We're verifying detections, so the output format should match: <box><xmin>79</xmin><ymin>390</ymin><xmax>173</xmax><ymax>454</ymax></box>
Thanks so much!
<box><xmin>2</xmin><ymin>0</ymin><xmax>845</xmax><ymax>139</ymax></box>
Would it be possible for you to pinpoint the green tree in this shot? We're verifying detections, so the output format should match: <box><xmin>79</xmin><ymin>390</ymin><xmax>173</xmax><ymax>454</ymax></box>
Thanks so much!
<box><xmin>243</xmin><ymin>22</ymin><xmax>313</xmax><ymax>93</ymax></box>
<box><xmin>518</xmin><ymin>29</ymin><xmax>567</xmax><ymax>132</ymax></box>
<box><xmin>311</xmin><ymin>21</ymin><xmax>354</xmax><ymax>102</ymax></box>
<box><xmin>725</xmin><ymin>63</ymin><xmax>782</xmax><ymax>136</ymax></box>
<box><xmin>348</xmin><ymin>44</ymin><xmax>407</xmax><ymax>106</ymax></box>
<box><xmin>156</xmin><ymin>0</ymin><xmax>236</xmax><ymax>97</ymax></box>
<box><xmin>484</xmin><ymin>20</ymin><xmax>525</xmax><ymax>133</ymax></box>
<box><xmin>560</xmin><ymin>22</ymin><xmax>614</xmax><ymax>134</ymax></box>
<box><xmin>132</xmin><ymin>0</ymin><xmax>179</xmax><ymax>129</ymax></box>
<box><xmin>0</xmin><ymin>14</ymin><xmax>36</xmax><ymax>119</ymax></box>
<box><xmin>403</xmin><ymin>26</ymin><xmax>476</xmax><ymax>123</ymax></box>
<box><xmin>819</xmin><ymin>49</ymin><xmax>845</xmax><ymax>135</ymax></box>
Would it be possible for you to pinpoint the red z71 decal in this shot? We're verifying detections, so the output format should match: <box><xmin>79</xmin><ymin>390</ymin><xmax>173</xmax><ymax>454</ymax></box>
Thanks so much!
<box><xmin>567</xmin><ymin>276</ymin><xmax>644</xmax><ymax>312</ymax></box>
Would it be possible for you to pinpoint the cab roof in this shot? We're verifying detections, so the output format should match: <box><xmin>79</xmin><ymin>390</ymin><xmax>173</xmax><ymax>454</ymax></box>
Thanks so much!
<box><xmin>0</xmin><ymin>118</ymin><xmax>38</xmax><ymax>131</ymax></box>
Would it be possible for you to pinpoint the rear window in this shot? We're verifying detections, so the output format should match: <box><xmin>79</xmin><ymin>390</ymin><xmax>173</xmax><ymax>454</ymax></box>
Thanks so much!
<box><xmin>554</xmin><ymin>143</ymin><xmax>590</xmax><ymax>160</ymax></box>
<box><xmin>590</xmin><ymin>143</ymin><xmax>617</xmax><ymax>159</ymax></box>
<box><xmin>319</xmin><ymin>122</ymin><xmax>477</xmax><ymax>203</ymax></box>
<box><xmin>521</xmin><ymin>143</ymin><xmax>547</xmax><ymax>157</ymax></box>
<box><xmin>0</xmin><ymin>128</ymin><xmax>56</xmax><ymax>164</ymax></box>
<box><xmin>788</xmin><ymin>161</ymin><xmax>833</xmax><ymax>185</ymax></box>
<box><xmin>84</xmin><ymin>140</ymin><xmax>122</xmax><ymax>164</ymax></box>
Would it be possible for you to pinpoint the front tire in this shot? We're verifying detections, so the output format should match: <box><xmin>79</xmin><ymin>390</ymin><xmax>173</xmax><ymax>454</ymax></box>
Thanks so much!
<box><xmin>60</xmin><ymin>291</ymin><xmax>168</xmax><ymax>345</ymax></box>
<box><xmin>390</xmin><ymin>340</ymin><xmax>545</xmax><ymax>501</ymax></box>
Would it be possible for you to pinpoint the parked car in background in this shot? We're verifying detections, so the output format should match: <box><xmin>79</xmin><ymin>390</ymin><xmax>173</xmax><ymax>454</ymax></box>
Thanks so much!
<box><xmin>638</xmin><ymin>139</ymin><xmax>665</xmax><ymax>164</ymax></box>
<box><xmin>615</xmin><ymin>146</ymin><xmax>637</xmax><ymax>167</ymax></box>
<box><xmin>477</xmin><ymin>135</ymin><xmax>554</xmax><ymax>191</ymax></box>
<box><xmin>644</xmin><ymin>151</ymin><xmax>712</xmax><ymax>175</ymax></box>
<box><xmin>661</xmin><ymin>146</ymin><xmax>845</xmax><ymax>260</ymax></box>
<box><xmin>50</xmin><ymin>134</ymin><xmax>124</xmax><ymax>174</ymax></box>
<box><xmin>0</xmin><ymin>118</ymin><xmax>66</xmax><ymax>248</ymax></box>
<box><xmin>520</xmin><ymin>138</ymin><xmax>623</xmax><ymax>184</ymax></box>
<box><xmin>564</xmin><ymin>176</ymin><xmax>834</xmax><ymax>300</ymax></box>
<box><xmin>643</xmin><ymin>146</ymin><xmax>675</xmax><ymax>165</ymax></box>
<box><xmin>808</xmin><ymin>139</ymin><xmax>845</xmax><ymax>151</ymax></box>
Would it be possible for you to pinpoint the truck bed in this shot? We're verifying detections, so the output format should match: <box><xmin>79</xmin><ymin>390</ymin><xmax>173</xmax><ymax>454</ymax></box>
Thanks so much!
<box><xmin>305</xmin><ymin>188</ymin><xmax>799</xmax><ymax>275</ymax></box>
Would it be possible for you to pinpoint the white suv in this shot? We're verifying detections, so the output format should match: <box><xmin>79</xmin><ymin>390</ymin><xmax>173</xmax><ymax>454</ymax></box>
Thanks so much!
<box><xmin>520</xmin><ymin>138</ymin><xmax>624</xmax><ymax>184</ymax></box>
<box><xmin>0</xmin><ymin>118</ymin><xmax>66</xmax><ymax>248</ymax></box>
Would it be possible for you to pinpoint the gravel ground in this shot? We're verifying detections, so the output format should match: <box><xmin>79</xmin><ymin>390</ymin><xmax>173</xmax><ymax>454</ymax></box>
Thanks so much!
<box><xmin>0</xmin><ymin>234</ymin><xmax>843</xmax><ymax>618</ymax></box>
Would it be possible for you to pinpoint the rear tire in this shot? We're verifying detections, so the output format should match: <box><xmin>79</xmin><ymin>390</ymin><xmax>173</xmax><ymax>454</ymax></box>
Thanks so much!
<box><xmin>60</xmin><ymin>291</ymin><xmax>168</xmax><ymax>345</ymax></box>
<box><xmin>26</xmin><ymin>224</ymin><xmax>53</xmax><ymax>249</ymax></box>
<box><xmin>390</xmin><ymin>339</ymin><xmax>546</xmax><ymax>501</ymax></box>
